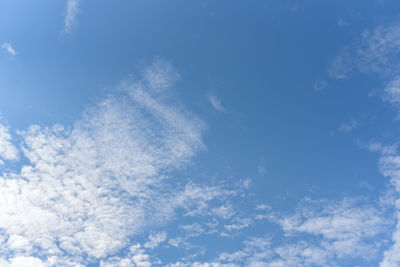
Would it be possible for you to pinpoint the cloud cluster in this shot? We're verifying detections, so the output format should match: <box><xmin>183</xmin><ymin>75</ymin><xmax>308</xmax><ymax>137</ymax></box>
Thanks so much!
<box><xmin>269</xmin><ymin>197</ymin><xmax>391</xmax><ymax>266</ymax></box>
<box><xmin>0</xmin><ymin>50</ymin><xmax>397</xmax><ymax>266</ymax></box>
<box><xmin>329</xmin><ymin>21</ymin><xmax>400</xmax><ymax>266</ymax></box>
<box><xmin>165</xmin><ymin>195</ymin><xmax>390</xmax><ymax>267</ymax></box>
<box><xmin>377</xmin><ymin>146</ymin><xmax>400</xmax><ymax>266</ymax></box>
<box><xmin>329</xmin><ymin>22</ymin><xmax>400</xmax><ymax>79</ymax></box>
<box><xmin>0</xmin><ymin>60</ymin><xmax>209</xmax><ymax>265</ymax></box>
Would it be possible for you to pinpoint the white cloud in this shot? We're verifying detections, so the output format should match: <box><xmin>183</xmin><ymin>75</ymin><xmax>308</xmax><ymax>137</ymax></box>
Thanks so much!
<box><xmin>207</xmin><ymin>94</ymin><xmax>226</xmax><ymax>112</ymax></box>
<box><xmin>101</xmin><ymin>244</ymin><xmax>151</xmax><ymax>267</ymax></box>
<box><xmin>277</xmin><ymin>198</ymin><xmax>389</xmax><ymax>242</ymax></box>
<box><xmin>0</xmin><ymin>121</ymin><xmax>19</xmax><ymax>163</ymax></box>
<box><xmin>377</xmin><ymin>148</ymin><xmax>400</xmax><ymax>266</ymax></box>
<box><xmin>0</xmin><ymin>60</ymin><xmax>210</xmax><ymax>265</ymax></box>
<box><xmin>338</xmin><ymin>118</ymin><xmax>359</xmax><ymax>133</ymax></box>
<box><xmin>1</xmin><ymin>43</ymin><xmax>16</xmax><ymax>56</ymax></box>
<box><xmin>168</xmin><ymin>196</ymin><xmax>391</xmax><ymax>267</ymax></box>
<box><xmin>328</xmin><ymin>47</ymin><xmax>353</xmax><ymax>79</ymax></box>
<box><xmin>255</xmin><ymin>204</ymin><xmax>270</xmax><ymax>211</ymax></box>
<box><xmin>329</xmin><ymin>22</ymin><xmax>400</xmax><ymax>265</ymax></box>
<box><xmin>144</xmin><ymin>232</ymin><xmax>167</xmax><ymax>249</ymax></box>
<box><xmin>268</xmin><ymin>197</ymin><xmax>391</xmax><ymax>266</ymax></box>
<box><xmin>366</xmin><ymin>142</ymin><xmax>383</xmax><ymax>152</ymax></box>
<box><xmin>329</xmin><ymin>22</ymin><xmax>400</xmax><ymax>79</ymax></box>
<box><xmin>383</xmin><ymin>76</ymin><xmax>400</xmax><ymax>107</ymax></box>
<box><xmin>218</xmin><ymin>236</ymin><xmax>272</xmax><ymax>266</ymax></box>
<box><xmin>0</xmin><ymin>256</ymin><xmax>47</xmax><ymax>267</ymax></box>
<box><xmin>180</xmin><ymin>223</ymin><xmax>205</xmax><ymax>238</ymax></box>
<box><xmin>224</xmin><ymin>217</ymin><xmax>252</xmax><ymax>232</ymax></box>
<box><xmin>212</xmin><ymin>203</ymin><xmax>235</xmax><ymax>219</ymax></box>
<box><xmin>64</xmin><ymin>0</ymin><xmax>79</xmax><ymax>34</ymax></box>
<box><xmin>173</xmin><ymin>183</ymin><xmax>235</xmax><ymax>218</ymax></box>
<box><xmin>143</xmin><ymin>58</ymin><xmax>180</xmax><ymax>91</ymax></box>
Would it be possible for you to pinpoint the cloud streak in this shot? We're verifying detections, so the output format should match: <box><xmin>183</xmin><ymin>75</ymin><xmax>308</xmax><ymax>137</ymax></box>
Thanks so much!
<box><xmin>64</xmin><ymin>0</ymin><xmax>79</xmax><ymax>34</ymax></box>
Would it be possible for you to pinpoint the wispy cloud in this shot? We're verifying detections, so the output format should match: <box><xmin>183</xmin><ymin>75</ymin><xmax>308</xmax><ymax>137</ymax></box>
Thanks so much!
<box><xmin>329</xmin><ymin>22</ymin><xmax>400</xmax><ymax>265</ymax></box>
<box><xmin>383</xmin><ymin>76</ymin><xmax>400</xmax><ymax>107</ymax></box>
<box><xmin>257</xmin><ymin>157</ymin><xmax>267</xmax><ymax>176</ymax></box>
<box><xmin>329</xmin><ymin>22</ymin><xmax>400</xmax><ymax>79</ymax></box>
<box><xmin>338</xmin><ymin>118</ymin><xmax>359</xmax><ymax>133</ymax></box>
<box><xmin>337</xmin><ymin>18</ymin><xmax>349</xmax><ymax>27</ymax></box>
<box><xmin>167</xmin><ymin>196</ymin><xmax>391</xmax><ymax>267</ymax></box>
<box><xmin>207</xmin><ymin>93</ymin><xmax>226</xmax><ymax>112</ymax></box>
<box><xmin>101</xmin><ymin>244</ymin><xmax>151</xmax><ymax>267</ymax></box>
<box><xmin>1</xmin><ymin>43</ymin><xmax>17</xmax><ymax>56</ymax></box>
<box><xmin>0</xmin><ymin>57</ymin><xmax>395</xmax><ymax>266</ymax></box>
<box><xmin>376</xmin><ymin>146</ymin><xmax>400</xmax><ymax>266</ymax></box>
<box><xmin>64</xmin><ymin>0</ymin><xmax>79</xmax><ymax>34</ymax></box>
<box><xmin>144</xmin><ymin>232</ymin><xmax>167</xmax><ymax>249</ymax></box>
<box><xmin>313</xmin><ymin>79</ymin><xmax>327</xmax><ymax>91</ymax></box>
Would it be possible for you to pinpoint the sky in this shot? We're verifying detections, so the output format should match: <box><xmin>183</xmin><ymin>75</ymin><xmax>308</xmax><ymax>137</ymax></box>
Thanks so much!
<box><xmin>1</xmin><ymin>0</ymin><xmax>400</xmax><ymax>266</ymax></box>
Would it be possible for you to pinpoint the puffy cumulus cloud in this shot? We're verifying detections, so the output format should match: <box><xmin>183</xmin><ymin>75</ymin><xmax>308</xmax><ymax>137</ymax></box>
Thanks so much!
<box><xmin>0</xmin><ymin>121</ymin><xmax>19</xmax><ymax>164</ymax></box>
<box><xmin>0</xmin><ymin>60</ymin><xmax>210</xmax><ymax>265</ymax></box>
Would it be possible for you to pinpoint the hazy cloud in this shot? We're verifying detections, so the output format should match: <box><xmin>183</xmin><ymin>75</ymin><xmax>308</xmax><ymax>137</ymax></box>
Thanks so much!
<box><xmin>313</xmin><ymin>79</ymin><xmax>327</xmax><ymax>91</ymax></box>
<box><xmin>64</xmin><ymin>0</ymin><xmax>79</xmax><ymax>34</ymax></box>
<box><xmin>337</xmin><ymin>18</ymin><xmax>349</xmax><ymax>27</ymax></box>
<box><xmin>1</xmin><ymin>43</ymin><xmax>16</xmax><ymax>56</ymax></box>
<box><xmin>329</xmin><ymin>22</ymin><xmax>400</xmax><ymax>79</ymax></box>
<box><xmin>207</xmin><ymin>93</ymin><xmax>226</xmax><ymax>112</ymax></box>
<box><xmin>338</xmin><ymin>118</ymin><xmax>359</xmax><ymax>133</ymax></box>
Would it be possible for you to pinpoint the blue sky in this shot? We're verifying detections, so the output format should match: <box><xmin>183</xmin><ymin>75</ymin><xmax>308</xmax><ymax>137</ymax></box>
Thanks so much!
<box><xmin>1</xmin><ymin>0</ymin><xmax>400</xmax><ymax>266</ymax></box>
